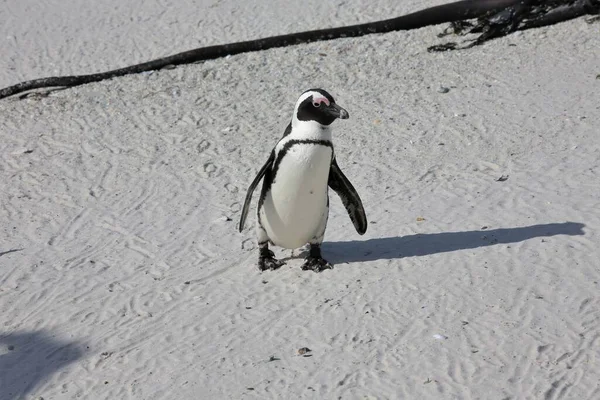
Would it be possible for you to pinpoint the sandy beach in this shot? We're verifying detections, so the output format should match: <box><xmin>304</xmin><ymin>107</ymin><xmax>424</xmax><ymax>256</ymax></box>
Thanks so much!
<box><xmin>1</xmin><ymin>1</ymin><xmax>599</xmax><ymax>399</ymax></box>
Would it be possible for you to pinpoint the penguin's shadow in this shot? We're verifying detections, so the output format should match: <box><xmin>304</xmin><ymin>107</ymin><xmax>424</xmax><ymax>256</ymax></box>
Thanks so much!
<box><xmin>322</xmin><ymin>222</ymin><xmax>585</xmax><ymax>264</ymax></box>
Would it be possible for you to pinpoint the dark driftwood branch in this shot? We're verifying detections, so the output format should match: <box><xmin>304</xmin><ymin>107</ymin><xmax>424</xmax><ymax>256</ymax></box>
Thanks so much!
<box><xmin>0</xmin><ymin>0</ymin><xmax>517</xmax><ymax>99</ymax></box>
<box><xmin>0</xmin><ymin>0</ymin><xmax>597</xmax><ymax>100</ymax></box>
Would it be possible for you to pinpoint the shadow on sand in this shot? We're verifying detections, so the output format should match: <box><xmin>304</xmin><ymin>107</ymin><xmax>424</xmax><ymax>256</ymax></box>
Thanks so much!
<box><xmin>0</xmin><ymin>331</ymin><xmax>85</xmax><ymax>400</ymax></box>
<box><xmin>323</xmin><ymin>222</ymin><xmax>585</xmax><ymax>264</ymax></box>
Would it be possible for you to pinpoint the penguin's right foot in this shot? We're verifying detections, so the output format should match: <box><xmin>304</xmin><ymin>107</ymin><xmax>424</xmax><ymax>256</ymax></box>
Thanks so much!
<box><xmin>258</xmin><ymin>248</ymin><xmax>285</xmax><ymax>271</ymax></box>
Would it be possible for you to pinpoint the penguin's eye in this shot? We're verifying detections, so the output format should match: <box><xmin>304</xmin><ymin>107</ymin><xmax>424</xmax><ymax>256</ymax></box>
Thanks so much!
<box><xmin>313</xmin><ymin>102</ymin><xmax>320</xmax><ymax>108</ymax></box>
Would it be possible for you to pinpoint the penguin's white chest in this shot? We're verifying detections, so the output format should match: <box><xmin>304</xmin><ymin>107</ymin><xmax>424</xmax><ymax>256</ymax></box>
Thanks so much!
<box><xmin>261</xmin><ymin>144</ymin><xmax>332</xmax><ymax>249</ymax></box>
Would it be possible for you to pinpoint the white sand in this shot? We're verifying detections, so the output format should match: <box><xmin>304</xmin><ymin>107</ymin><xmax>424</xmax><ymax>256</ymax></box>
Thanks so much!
<box><xmin>1</xmin><ymin>2</ymin><xmax>600</xmax><ymax>399</ymax></box>
<box><xmin>0</xmin><ymin>0</ymin><xmax>445</xmax><ymax>89</ymax></box>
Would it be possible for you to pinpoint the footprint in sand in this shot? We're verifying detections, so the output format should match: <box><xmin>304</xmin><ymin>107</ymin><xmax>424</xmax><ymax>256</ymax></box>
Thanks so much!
<box><xmin>225</xmin><ymin>183</ymin><xmax>238</xmax><ymax>194</ymax></box>
<box><xmin>197</xmin><ymin>139</ymin><xmax>210</xmax><ymax>153</ymax></box>
<box><xmin>201</xmin><ymin>162</ymin><xmax>217</xmax><ymax>177</ymax></box>
<box><xmin>242</xmin><ymin>238</ymin><xmax>255</xmax><ymax>251</ymax></box>
<box><xmin>230</xmin><ymin>202</ymin><xmax>241</xmax><ymax>212</ymax></box>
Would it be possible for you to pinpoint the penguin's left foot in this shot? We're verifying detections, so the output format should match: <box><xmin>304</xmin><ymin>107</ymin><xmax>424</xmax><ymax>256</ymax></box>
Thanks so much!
<box><xmin>301</xmin><ymin>244</ymin><xmax>333</xmax><ymax>272</ymax></box>
<box><xmin>301</xmin><ymin>257</ymin><xmax>332</xmax><ymax>272</ymax></box>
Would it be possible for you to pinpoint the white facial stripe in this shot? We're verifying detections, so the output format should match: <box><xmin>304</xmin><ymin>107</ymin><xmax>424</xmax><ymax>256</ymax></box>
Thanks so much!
<box><xmin>295</xmin><ymin>91</ymin><xmax>317</xmax><ymax>107</ymax></box>
<box><xmin>293</xmin><ymin>92</ymin><xmax>315</xmax><ymax>125</ymax></box>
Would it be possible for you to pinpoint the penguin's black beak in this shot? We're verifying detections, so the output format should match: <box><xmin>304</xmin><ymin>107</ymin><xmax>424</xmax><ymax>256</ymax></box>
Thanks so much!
<box><xmin>324</xmin><ymin>103</ymin><xmax>349</xmax><ymax>120</ymax></box>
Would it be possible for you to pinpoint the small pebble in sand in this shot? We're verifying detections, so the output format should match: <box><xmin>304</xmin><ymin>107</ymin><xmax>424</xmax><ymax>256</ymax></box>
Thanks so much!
<box><xmin>11</xmin><ymin>148</ymin><xmax>34</xmax><ymax>155</ymax></box>
<box><xmin>298</xmin><ymin>347</ymin><xmax>312</xmax><ymax>355</ymax></box>
<box><xmin>437</xmin><ymin>86</ymin><xmax>450</xmax><ymax>93</ymax></box>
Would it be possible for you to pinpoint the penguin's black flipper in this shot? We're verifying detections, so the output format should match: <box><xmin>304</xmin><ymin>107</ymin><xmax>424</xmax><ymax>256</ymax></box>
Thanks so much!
<box><xmin>328</xmin><ymin>157</ymin><xmax>368</xmax><ymax>235</ymax></box>
<box><xmin>239</xmin><ymin>152</ymin><xmax>275</xmax><ymax>232</ymax></box>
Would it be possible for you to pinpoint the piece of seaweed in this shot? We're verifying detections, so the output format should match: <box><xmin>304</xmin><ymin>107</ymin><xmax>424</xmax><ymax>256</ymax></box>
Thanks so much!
<box><xmin>429</xmin><ymin>0</ymin><xmax>599</xmax><ymax>52</ymax></box>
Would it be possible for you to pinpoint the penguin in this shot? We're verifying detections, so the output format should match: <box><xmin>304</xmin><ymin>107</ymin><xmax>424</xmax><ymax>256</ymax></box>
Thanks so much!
<box><xmin>238</xmin><ymin>89</ymin><xmax>367</xmax><ymax>272</ymax></box>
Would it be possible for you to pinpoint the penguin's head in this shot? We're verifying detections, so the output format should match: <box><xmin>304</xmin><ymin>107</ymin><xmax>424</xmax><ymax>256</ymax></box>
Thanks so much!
<box><xmin>293</xmin><ymin>89</ymin><xmax>349</xmax><ymax>127</ymax></box>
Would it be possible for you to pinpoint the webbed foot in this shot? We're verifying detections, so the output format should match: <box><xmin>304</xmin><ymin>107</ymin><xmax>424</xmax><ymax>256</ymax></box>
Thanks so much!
<box><xmin>301</xmin><ymin>243</ymin><xmax>332</xmax><ymax>272</ymax></box>
<box><xmin>258</xmin><ymin>247</ymin><xmax>285</xmax><ymax>271</ymax></box>
<box><xmin>301</xmin><ymin>257</ymin><xmax>332</xmax><ymax>272</ymax></box>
